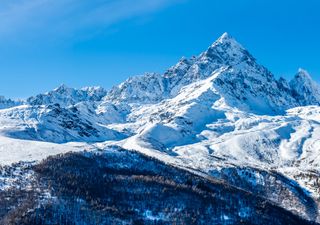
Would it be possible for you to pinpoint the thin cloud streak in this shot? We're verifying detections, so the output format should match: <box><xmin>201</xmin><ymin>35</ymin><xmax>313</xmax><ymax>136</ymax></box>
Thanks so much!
<box><xmin>0</xmin><ymin>0</ymin><xmax>183</xmax><ymax>40</ymax></box>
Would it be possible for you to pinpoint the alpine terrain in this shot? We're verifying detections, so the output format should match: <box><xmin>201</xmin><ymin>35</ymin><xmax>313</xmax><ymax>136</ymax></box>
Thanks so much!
<box><xmin>1</xmin><ymin>33</ymin><xmax>320</xmax><ymax>224</ymax></box>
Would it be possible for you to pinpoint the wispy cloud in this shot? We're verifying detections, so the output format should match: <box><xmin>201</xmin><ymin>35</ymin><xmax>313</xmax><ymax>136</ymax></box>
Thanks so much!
<box><xmin>0</xmin><ymin>0</ymin><xmax>183</xmax><ymax>41</ymax></box>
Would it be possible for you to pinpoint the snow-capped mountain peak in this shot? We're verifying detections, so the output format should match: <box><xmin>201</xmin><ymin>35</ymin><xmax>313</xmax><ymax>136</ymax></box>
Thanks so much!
<box><xmin>53</xmin><ymin>84</ymin><xmax>71</xmax><ymax>92</ymax></box>
<box><xmin>290</xmin><ymin>68</ymin><xmax>320</xmax><ymax>106</ymax></box>
<box><xmin>292</xmin><ymin>68</ymin><xmax>318</xmax><ymax>86</ymax></box>
<box><xmin>104</xmin><ymin>33</ymin><xmax>302</xmax><ymax>114</ymax></box>
<box><xmin>215</xmin><ymin>32</ymin><xmax>231</xmax><ymax>42</ymax></box>
<box><xmin>211</xmin><ymin>32</ymin><xmax>239</xmax><ymax>47</ymax></box>
<box><xmin>296</xmin><ymin>68</ymin><xmax>313</xmax><ymax>80</ymax></box>
<box><xmin>201</xmin><ymin>32</ymin><xmax>255</xmax><ymax>67</ymax></box>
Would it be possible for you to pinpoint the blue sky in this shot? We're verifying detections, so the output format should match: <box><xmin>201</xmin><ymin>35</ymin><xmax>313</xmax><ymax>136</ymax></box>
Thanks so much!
<box><xmin>0</xmin><ymin>0</ymin><xmax>319</xmax><ymax>99</ymax></box>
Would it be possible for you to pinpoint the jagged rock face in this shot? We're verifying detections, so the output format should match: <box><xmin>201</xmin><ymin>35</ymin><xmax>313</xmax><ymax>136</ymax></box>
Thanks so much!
<box><xmin>27</xmin><ymin>85</ymin><xmax>107</xmax><ymax>107</ymax></box>
<box><xmin>277</xmin><ymin>77</ymin><xmax>293</xmax><ymax>93</ymax></box>
<box><xmin>290</xmin><ymin>69</ymin><xmax>320</xmax><ymax>106</ymax></box>
<box><xmin>212</xmin><ymin>67</ymin><xmax>298</xmax><ymax>114</ymax></box>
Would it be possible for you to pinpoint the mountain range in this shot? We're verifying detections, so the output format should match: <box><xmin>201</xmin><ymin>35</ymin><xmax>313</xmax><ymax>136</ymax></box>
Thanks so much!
<box><xmin>0</xmin><ymin>33</ymin><xmax>320</xmax><ymax>224</ymax></box>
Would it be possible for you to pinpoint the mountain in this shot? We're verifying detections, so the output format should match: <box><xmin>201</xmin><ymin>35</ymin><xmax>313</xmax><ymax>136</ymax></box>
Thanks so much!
<box><xmin>27</xmin><ymin>85</ymin><xmax>107</xmax><ymax>107</ymax></box>
<box><xmin>107</xmin><ymin>33</ymin><xmax>299</xmax><ymax>115</ymax></box>
<box><xmin>0</xmin><ymin>96</ymin><xmax>22</xmax><ymax>109</ymax></box>
<box><xmin>1</xmin><ymin>33</ymin><xmax>320</xmax><ymax>224</ymax></box>
<box><xmin>290</xmin><ymin>68</ymin><xmax>320</xmax><ymax>106</ymax></box>
<box><xmin>0</xmin><ymin>85</ymin><xmax>125</xmax><ymax>143</ymax></box>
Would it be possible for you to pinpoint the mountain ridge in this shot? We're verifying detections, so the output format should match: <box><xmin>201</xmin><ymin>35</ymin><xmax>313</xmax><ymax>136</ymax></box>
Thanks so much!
<box><xmin>1</xmin><ymin>33</ymin><xmax>319</xmax><ymax>112</ymax></box>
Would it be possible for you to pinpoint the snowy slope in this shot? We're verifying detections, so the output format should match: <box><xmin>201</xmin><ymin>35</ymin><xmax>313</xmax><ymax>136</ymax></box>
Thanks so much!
<box><xmin>114</xmin><ymin>75</ymin><xmax>320</xmax><ymax>175</ymax></box>
<box><xmin>0</xmin><ymin>104</ymin><xmax>125</xmax><ymax>143</ymax></box>
<box><xmin>0</xmin><ymin>135</ymin><xmax>92</xmax><ymax>165</ymax></box>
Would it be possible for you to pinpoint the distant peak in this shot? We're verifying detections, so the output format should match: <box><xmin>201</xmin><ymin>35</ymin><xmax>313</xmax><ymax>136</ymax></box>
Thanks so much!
<box><xmin>290</xmin><ymin>68</ymin><xmax>320</xmax><ymax>105</ymax></box>
<box><xmin>217</xmin><ymin>32</ymin><xmax>232</xmax><ymax>41</ymax></box>
<box><xmin>292</xmin><ymin>69</ymin><xmax>317</xmax><ymax>86</ymax></box>
<box><xmin>54</xmin><ymin>84</ymin><xmax>70</xmax><ymax>91</ymax></box>
<box><xmin>296</xmin><ymin>68</ymin><xmax>312</xmax><ymax>79</ymax></box>
<box><xmin>291</xmin><ymin>68</ymin><xmax>319</xmax><ymax>89</ymax></box>
<box><xmin>212</xmin><ymin>32</ymin><xmax>239</xmax><ymax>46</ymax></box>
